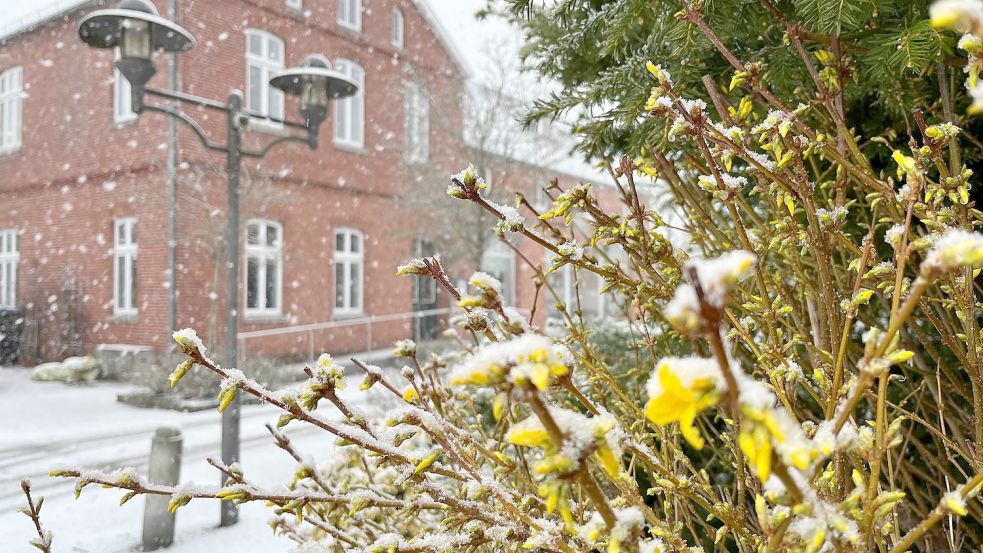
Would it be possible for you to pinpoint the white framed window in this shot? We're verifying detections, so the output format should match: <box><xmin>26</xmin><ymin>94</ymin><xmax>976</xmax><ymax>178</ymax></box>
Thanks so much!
<box><xmin>113</xmin><ymin>218</ymin><xmax>138</xmax><ymax>316</ymax></box>
<box><xmin>0</xmin><ymin>229</ymin><xmax>18</xmax><ymax>308</ymax></box>
<box><xmin>546</xmin><ymin>264</ymin><xmax>607</xmax><ymax>320</ymax></box>
<box><xmin>245</xmin><ymin>29</ymin><xmax>285</xmax><ymax>121</ymax></box>
<box><xmin>534</xmin><ymin>182</ymin><xmax>550</xmax><ymax>212</ymax></box>
<box><xmin>285</xmin><ymin>0</ymin><xmax>302</xmax><ymax>9</ymax></box>
<box><xmin>404</xmin><ymin>81</ymin><xmax>429</xmax><ymax>163</ymax></box>
<box><xmin>245</xmin><ymin>220</ymin><xmax>283</xmax><ymax>316</ymax></box>
<box><xmin>481</xmin><ymin>240</ymin><xmax>515</xmax><ymax>305</ymax></box>
<box><xmin>0</xmin><ymin>66</ymin><xmax>23</xmax><ymax>154</ymax></box>
<box><xmin>391</xmin><ymin>7</ymin><xmax>404</xmax><ymax>48</ymax></box>
<box><xmin>337</xmin><ymin>0</ymin><xmax>361</xmax><ymax>31</ymax></box>
<box><xmin>411</xmin><ymin>238</ymin><xmax>436</xmax><ymax>305</ymax></box>
<box><xmin>333</xmin><ymin>59</ymin><xmax>364</xmax><ymax>148</ymax></box>
<box><xmin>113</xmin><ymin>51</ymin><xmax>136</xmax><ymax>124</ymax></box>
<box><xmin>334</xmin><ymin>228</ymin><xmax>364</xmax><ymax>315</ymax></box>
<box><xmin>548</xmin><ymin>264</ymin><xmax>575</xmax><ymax>320</ymax></box>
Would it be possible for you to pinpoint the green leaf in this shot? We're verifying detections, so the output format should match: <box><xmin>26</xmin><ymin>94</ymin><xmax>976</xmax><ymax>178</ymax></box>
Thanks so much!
<box><xmin>794</xmin><ymin>0</ymin><xmax>876</xmax><ymax>35</ymax></box>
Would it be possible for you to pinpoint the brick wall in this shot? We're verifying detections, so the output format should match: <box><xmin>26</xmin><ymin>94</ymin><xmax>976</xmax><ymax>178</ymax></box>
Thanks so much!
<box><xmin>0</xmin><ymin>0</ymin><xmax>610</xmax><ymax>366</ymax></box>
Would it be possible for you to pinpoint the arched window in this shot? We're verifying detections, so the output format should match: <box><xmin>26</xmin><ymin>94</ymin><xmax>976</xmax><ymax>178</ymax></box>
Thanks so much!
<box><xmin>404</xmin><ymin>81</ymin><xmax>429</xmax><ymax>163</ymax></box>
<box><xmin>333</xmin><ymin>59</ymin><xmax>365</xmax><ymax>148</ymax></box>
<box><xmin>391</xmin><ymin>7</ymin><xmax>404</xmax><ymax>48</ymax></box>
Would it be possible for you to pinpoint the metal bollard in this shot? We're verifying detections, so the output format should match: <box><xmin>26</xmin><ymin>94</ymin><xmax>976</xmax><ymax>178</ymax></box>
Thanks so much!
<box><xmin>142</xmin><ymin>427</ymin><xmax>183</xmax><ymax>550</ymax></box>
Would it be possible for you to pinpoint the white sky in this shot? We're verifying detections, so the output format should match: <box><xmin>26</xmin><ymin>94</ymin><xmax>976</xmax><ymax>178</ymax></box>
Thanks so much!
<box><xmin>0</xmin><ymin>0</ymin><xmax>516</xmax><ymax>79</ymax></box>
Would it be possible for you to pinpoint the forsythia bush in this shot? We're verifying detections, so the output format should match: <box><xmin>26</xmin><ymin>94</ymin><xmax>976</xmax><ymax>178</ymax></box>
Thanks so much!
<box><xmin>32</xmin><ymin>0</ymin><xmax>983</xmax><ymax>551</ymax></box>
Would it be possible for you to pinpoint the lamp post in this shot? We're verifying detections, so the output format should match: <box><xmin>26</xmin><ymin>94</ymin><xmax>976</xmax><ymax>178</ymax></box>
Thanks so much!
<box><xmin>78</xmin><ymin>0</ymin><xmax>357</xmax><ymax>527</ymax></box>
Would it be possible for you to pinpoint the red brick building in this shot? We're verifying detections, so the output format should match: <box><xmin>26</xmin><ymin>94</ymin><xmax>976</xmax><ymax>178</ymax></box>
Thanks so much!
<box><xmin>0</xmin><ymin>0</ymin><xmax>610</xmax><ymax>369</ymax></box>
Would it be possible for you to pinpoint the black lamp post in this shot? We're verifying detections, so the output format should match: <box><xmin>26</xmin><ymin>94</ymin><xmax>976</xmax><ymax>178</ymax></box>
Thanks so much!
<box><xmin>78</xmin><ymin>0</ymin><xmax>358</xmax><ymax>527</ymax></box>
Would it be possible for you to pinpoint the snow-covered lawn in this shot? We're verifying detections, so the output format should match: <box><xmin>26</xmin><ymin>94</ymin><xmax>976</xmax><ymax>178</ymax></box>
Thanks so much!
<box><xmin>0</xmin><ymin>366</ymin><xmax>389</xmax><ymax>552</ymax></box>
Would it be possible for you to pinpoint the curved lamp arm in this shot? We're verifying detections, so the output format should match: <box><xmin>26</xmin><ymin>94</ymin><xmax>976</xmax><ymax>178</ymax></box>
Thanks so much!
<box><xmin>241</xmin><ymin>134</ymin><xmax>311</xmax><ymax>158</ymax></box>
<box><xmin>140</xmin><ymin>102</ymin><xmax>315</xmax><ymax>158</ymax></box>
<box><xmin>141</xmin><ymin>103</ymin><xmax>227</xmax><ymax>153</ymax></box>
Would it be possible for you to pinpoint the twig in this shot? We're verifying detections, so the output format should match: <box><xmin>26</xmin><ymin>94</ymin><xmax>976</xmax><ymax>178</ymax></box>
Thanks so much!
<box><xmin>20</xmin><ymin>480</ymin><xmax>52</xmax><ymax>553</ymax></box>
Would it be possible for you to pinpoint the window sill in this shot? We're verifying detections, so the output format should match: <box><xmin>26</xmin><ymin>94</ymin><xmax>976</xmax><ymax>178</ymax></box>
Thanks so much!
<box><xmin>247</xmin><ymin>119</ymin><xmax>288</xmax><ymax>136</ymax></box>
<box><xmin>112</xmin><ymin>116</ymin><xmax>138</xmax><ymax>129</ymax></box>
<box><xmin>109</xmin><ymin>313</ymin><xmax>138</xmax><ymax>324</ymax></box>
<box><xmin>337</xmin><ymin>23</ymin><xmax>362</xmax><ymax>35</ymax></box>
<box><xmin>0</xmin><ymin>146</ymin><xmax>23</xmax><ymax>160</ymax></box>
<box><xmin>333</xmin><ymin>141</ymin><xmax>367</xmax><ymax>155</ymax></box>
<box><xmin>285</xmin><ymin>6</ymin><xmax>307</xmax><ymax>18</ymax></box>
<box><xmin>332</xmin><ymin>310</ymin><xmax>365</xmax><ymax>321</ymax></box>
<box><xmin>243</xmin><ymin>313</ymin><xmax>289</xmax><ymax>324</ymax></box>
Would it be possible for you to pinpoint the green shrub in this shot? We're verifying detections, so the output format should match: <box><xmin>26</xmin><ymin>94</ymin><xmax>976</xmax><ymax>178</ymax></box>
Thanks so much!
<box><xmin>33</xmin><ymin>2</ymin><xmax>983</xmax><ymax>552</ymax></box>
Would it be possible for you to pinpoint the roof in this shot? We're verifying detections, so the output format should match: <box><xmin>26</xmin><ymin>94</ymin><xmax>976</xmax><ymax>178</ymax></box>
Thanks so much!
<box><xmin>0</xmin><ymin>0</ymin><xmax>95</xmax><ymax>43</ymax></box>
<box><xmin>410</xmin><ymin>0</ymin><xmax>472</xmax><ymax>79</ymax></box>
<box><xmin>0</xmin><ymin>0</ymin><xmax>472</xmax><ymax>79</ymax></box>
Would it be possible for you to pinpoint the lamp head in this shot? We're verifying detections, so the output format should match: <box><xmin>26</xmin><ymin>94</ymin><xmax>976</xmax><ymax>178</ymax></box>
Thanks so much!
<box><xmin>270</xmin><ymin>54</ymin><xmax>358</xmax><ymax>132</ymax></box>
<box><xmin>79</xmin><ymin>0</ymin><xmax>195</xmax><ymax>88</ymax></box>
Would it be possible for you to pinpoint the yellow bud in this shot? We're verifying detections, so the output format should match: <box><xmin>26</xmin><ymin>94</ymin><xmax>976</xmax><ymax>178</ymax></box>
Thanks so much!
<box><xmin>169</xmin><ymin>360</ymin><xmax>195</xmax><ymax>388</ymax></box>
<box><xmin>413</xmin><ymin>448</ymin><xmax>442</xmax><ymax>474</ymax></box>
<box><xmin>217</xmin><ymin>388</ymin><xmax>237</xmax><ymax>413</ymax></box>
<box><xmin>492</xmin><ymin>392</ymin><xmax>507</xmax><ymax>421</ymax></box>
<box><xmin>851</xmin><ymin>289</ymin><xmax>874</xmax><ymax>307</ymax></box>
<box><xmin>944</xmin><ymin>493</ymin><xmax>969</xmax><ymax>516</ymax></box>
<box><xmin>887</xmin><ymin>349</ymin><xmax>914</xmax><ymax>365</ymax></box>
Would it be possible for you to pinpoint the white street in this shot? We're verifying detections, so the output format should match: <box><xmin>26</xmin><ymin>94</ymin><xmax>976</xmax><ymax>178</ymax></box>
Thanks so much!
<box><xmin>0</xmin><ymin>367</ymin><xmax>383</xmax><ymax>552</ymax></box>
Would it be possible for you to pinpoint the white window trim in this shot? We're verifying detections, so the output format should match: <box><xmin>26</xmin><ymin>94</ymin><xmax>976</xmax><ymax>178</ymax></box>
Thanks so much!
<box><xmin>244</xmin><ymin>219</ymin><xmax>283</xmax><ymax>317</ymax></box>
<box><xmin>333</xmin><ymin>228</ymin><xmax>364</xmax><ymax>316</ymax></box>
<box><xmin>0</xmin><ymin>66</ymin><xmax>23</xmax><ymax>155</ymax></box>
<box><xmin>113</xmin><ymin>218</ymin><xmax>138</xmax><ymax>316</ymax></box>
<box><xmin>113</xmin><ymin>50</ymin><xmax>136</xmax><ymax>124</ymax></box>
<box><xmin>481</xmin><ymin>241</ymin><xmax>515</xmax><ymax>306</ymax></box>
<box><xmin>333</xmin><ymin>59</ymin><xmax>365</xmax><ymax>149</ymax></box>
<box><xmin>411</xmin><ymin>238</ymin><xmax>437</xmax><ymax>304</ymax></box>
<box><xmin>0</xmin><ymin>229</ymin><xmax>18</xmax><ymax>308</ymax></box>
<box><xmin>337</xmin><ymin>0</ymin><xmax>362</xmax><ymax>31</ymax></box>
<box><xmin>551</xmin><ymin>264</ymin><xmax>575</xmax><ymax>319</ymax></box>
<box><xmin>534</xmin><ymin>182</ymin><xmax>550</xmax><ymax>212</ymax></box>
<box><xmin>404</xmin><ymin>81</ymin><xmax>429</xmax><ymax>163</ymax></box>
<box><xmin>244</xmin><ymin>29</ymin><xmax>285</xmax><ymax>123</ymax></box>
<box><xmin>391</xmin><ymin>7</ymin><xmax>404</xmax><ymax>49</ymax></box>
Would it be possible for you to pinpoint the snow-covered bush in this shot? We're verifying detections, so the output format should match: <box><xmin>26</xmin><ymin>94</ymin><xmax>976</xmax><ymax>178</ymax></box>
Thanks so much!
<box><xmin>35</xmin><ymin>1</ymin><xmax>983</xmax><ymax>551</ymax></box>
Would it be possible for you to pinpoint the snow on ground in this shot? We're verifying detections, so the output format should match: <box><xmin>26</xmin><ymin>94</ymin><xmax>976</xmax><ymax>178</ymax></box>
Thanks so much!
<box><xmin>0</xmin><ymin>366</ymin><xmax>398</xmax><ymax>552</ymax></box>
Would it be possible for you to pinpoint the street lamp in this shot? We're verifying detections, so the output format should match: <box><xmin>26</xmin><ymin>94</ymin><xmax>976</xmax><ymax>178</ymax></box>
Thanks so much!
<box><xmin>78</xmin><ymin>0</ymin><xmax>358</xmax><ymax>527</ymax></box>
<box><xmin>271</xmin><ymin>54</ymin><xmax>358</xmax><ymax>149</ymax></box>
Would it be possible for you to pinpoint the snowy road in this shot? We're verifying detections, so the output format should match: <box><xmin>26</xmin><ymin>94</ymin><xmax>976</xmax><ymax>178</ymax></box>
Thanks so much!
<box><xmin>0</xmin><ymin>367</ymin><xmax>391</xmax><ymax>552</ymax></box>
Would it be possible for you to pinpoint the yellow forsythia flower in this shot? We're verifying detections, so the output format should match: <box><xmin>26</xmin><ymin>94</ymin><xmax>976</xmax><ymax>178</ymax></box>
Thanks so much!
<box><xmin>645</xmin><ymin>357</ymin><xmax>721</xmax><ymax>449</ymax></box>
<box><xmin>449</xmin><ymin>334</ymin><xmax>570</xmax><ymax>390</ymax></box>
<box><xmin>506</xmin><ymin>408</ymin><xmax>622</xmax><ymax>477</ymax></box>
<box><xmin>930</xmin><ymin>0</ymin><xmax>983</xmax><ymax>32</ymax></box>
<box><xmin>401</xmin><ymin>386</ymin><xmax>419</xmax><ymax>403</ymax></box>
